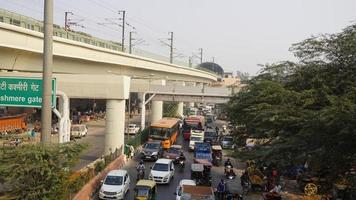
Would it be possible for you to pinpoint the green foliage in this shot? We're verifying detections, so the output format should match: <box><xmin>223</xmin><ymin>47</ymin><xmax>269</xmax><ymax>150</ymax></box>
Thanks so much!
<box><xmin>163</xmin><ymin>102</ymin><xmax>179</xmax><ymax>118</ymax></box>
<box><xmin>228</xmin><ymin>23</ymin><xmax>356</xmax><ymax>178</ymax></box>
<box><xmin>0</xmin><ymin>142</ymin><xmax>87</xmax><ymax>200</ymax></box>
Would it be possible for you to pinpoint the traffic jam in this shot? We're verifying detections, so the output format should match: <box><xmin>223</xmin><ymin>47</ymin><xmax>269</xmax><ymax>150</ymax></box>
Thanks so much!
<box><xmin>98</xmin><ymin>105</ymin><xmax>244</xmax><ymax>200</ymax></box>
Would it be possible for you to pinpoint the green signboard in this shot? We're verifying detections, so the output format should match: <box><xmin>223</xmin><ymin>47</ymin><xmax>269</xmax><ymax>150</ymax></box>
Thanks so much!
<box><xmin>0</xmin><ymin>77</ymin><xmax>56</xmax><ymax>108</ymax></box>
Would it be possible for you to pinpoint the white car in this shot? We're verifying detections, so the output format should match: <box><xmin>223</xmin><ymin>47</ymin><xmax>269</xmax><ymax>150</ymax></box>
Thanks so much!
<box><xmin>70</xmin><ymin>124</ymin><xmax>88</xmax><ymax>138</ymax></box>
<box><xmin>149</xmin><ymin>158</ymin><xmax>175</xmax><ymax>184</ymax></box>
<box><xmin>175</xmin><ymin>179</ymin><xmax>196</xmax><ymax>200</ymax></box>
<box><xmin>99</xmin><ymin>170</ymin><xmax>130</xmax><ymax>200</ymax></box>
<box><xmin>125</xmin><ymin>124</ymin><xmax>140</xmax><ymax>135</ymax></box>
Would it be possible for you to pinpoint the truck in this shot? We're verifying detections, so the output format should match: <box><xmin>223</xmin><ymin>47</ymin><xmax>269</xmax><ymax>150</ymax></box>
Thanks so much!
<box><xmin>176</xmin><ymin>185</ymin><xmax>215</xmax><ymax>200</ymax></box>
<box><xmin>183</xmin><ymin>115</ymin><xmax>205</xmax><ymax>140</ymax></box>
<box><xmin>0</xmin><ymin>114</ymin><xmax>27</xmax><ymax>133</ymax></box>
<box><xmin>189</xmin><ymin>129</ymin><xmax>204</xmax><ymax>151</ymax></box>
<box><xmin>194</xmin><ymin>142</ymin><xmax>212</xmax><ymax>167</ymax></box>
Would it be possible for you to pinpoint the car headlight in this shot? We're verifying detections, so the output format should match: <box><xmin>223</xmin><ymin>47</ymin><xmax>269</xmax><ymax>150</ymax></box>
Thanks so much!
<box><xmin>151</xmin><ymin>152</ymin><xmax>158</xmax><ymax>155</ymax></box>
<box><xmin>149</xmin><ymin>173</ymin><xmax>153</xmax><ymax>179</ymax></box>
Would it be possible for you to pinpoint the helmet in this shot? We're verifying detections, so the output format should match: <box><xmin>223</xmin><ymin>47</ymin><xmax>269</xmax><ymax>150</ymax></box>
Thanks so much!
<box><xmin>140</xmin><ymin>160</ymin><xmax>144</xmax><ymax>165</ymax></box>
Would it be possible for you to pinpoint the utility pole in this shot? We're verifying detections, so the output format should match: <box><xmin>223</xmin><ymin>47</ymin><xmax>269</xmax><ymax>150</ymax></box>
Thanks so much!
<box><xmin>189</xmin><ymin>56</ymin><xmax>192</xmax><ymax>67</ymax></box>
<box><xmin>199</xmin><ymin>48</ymin><xmax>203</xmax><ymax>64</ymax></box>
<box><xmin>168</xmin><ymin>32</ymin><xmax>174</xmax><ymax>63</ymax></box>
<box><xmin>41</xmin><ymin>0</ymin><xmax>53</xmax><ymax>144</ymax></box>
<box><xmin>64</xmin><ymin>11</ymin><xmax>73</xmax><ymax>31</ymax></box>
<box><xmin>118</xmin><ymin>10</ymin><xmax>126</xmax><ymax>52</ymax></box>
<box><xmin>129</xmin><ymin>31</ymin><xmax>135</xmax><ymax>54</ymax></box>
<box><xmin>212</xmin><ymin>57</ymin><xmax>215</xmax><ymax>63</ymax></box>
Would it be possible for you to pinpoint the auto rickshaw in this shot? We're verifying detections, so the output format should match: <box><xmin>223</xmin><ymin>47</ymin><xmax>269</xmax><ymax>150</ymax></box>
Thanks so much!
<box><xmin>212</xmin><ymin>145</ymin><xmax>223</xmax><ymax>166</ymax></box>
<box><xmin>134</xmin><ymin>179</ymin><xmax>157</xmax><ymax>200</ymax></box>
<box><xmin>191</xmin><ymin>163</ymin><xmax>212</xmax><ymax>186</ymax></box>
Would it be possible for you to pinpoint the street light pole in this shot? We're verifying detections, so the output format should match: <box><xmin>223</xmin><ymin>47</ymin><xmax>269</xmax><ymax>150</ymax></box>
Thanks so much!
<box><xmin>41</xmin><ymin>0</ymin><xmax>53</xmax><ymax>144</ymax></box>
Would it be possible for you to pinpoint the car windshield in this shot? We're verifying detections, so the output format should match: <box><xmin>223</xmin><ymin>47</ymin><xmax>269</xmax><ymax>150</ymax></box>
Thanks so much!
<box><xmin>129</xmin><ymin>125</ymin><xmax>136</xmax><ymax>128</ymax></box>
<box><xmin>144</xmin><ymin>143</ymin><xmax>159</xmax><ymax>149</ymax></box>
<box><xmin>223</xmin><ymin>137</ymin><xmax>233</xmax><ymax>141</ymax></box>
<box><xmin>191</xmin><ymin>136</ymin><xmax>203</xmax><ymax>141</ymax></box>
<box><xmin>166</xmin><ymin>148</ymin><xmax>180</xmax><ymax>154</ymax></box>
<box><xmin>135</xmin><ymin>187</ymin><xmax>149</xmax><ymax>197</ymax></box>
<box><xmin>152</xmin><ymin>163</ymin><xmax>169</xmax><ymax>171</ymax></box>
<box><xmin>104</xmin><ymin>175</ymin><xmax>123</xmax><ymax>185</ymax></box>
<box><xmin>71</xmin><ymin>126</ymin><xmax>80</xmax><ymax>131</ymax></box>
<box><xmin>150</xmin><ymin>127</ymin><xmax>167</xmax><ymax>138</ymax></box>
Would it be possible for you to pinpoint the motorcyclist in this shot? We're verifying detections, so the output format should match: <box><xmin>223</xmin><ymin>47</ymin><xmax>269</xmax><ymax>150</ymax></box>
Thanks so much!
<box><xmin>136</xmin><ymin>160</ymin><xmax>145</xmax><ymax>179</ymax></box>
<box><xmin>226</xmin><ymin>168</ymin><xmax>236</xmax><ymax>178</ymax></box>
<box><xmin>224</xmin><ymin>158</ymin><xmax>233</xmax><ymax>168</ymax></box>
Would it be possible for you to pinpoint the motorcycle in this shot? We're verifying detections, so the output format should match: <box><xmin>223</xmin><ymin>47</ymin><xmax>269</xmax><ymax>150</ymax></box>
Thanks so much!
<box><xmin>137</xmin><ymin>168</ymin><xmax>145</xmax><ymax>181</ymax></box>
<box><xmin>179</xmin><ymin>159</ymin><xmax>185</xmax><ymax>172</ymax></box>
<box><xmin>242</xmin><ymin>180</ymin><xmax>250</xmax><ymax>195</ymax></box>
<box><xmin>226</xmin><ymin>171</ymin><xmax>236</xmax><ymax>180</ymax></box>
<box><xmin>224</xmin><ymin>164</ymin><xmax>233</xmax><ymax>175</ymax></box>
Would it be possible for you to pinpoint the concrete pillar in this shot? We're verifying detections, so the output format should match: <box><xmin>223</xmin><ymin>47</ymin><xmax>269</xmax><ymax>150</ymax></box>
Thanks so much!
<box><xmin>176</xmin><ymin>81</ymin><xmax>185</xmax><ymax>117</ymax></box>
<box><xmin>150</xmin><ymin>79</ymin><xmax>166</xmax><ymax>124</ymax></box>
<box><xmin>151</xmin><ymin>100</ymin><xmax>163</xmax><ymax>123</ymax></box>
<box><xmin>105</xmin><ymin>99</ymin><xmax>125</xmax><ymax>155</ymax></box>
<box><xmin>189</xmin><ymin>82</ymin><xmax>197</xmax><ymax>108</ymax></box>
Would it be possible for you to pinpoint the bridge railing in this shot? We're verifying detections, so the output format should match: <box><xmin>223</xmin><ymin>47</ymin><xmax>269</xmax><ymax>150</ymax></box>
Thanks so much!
<box><xmin>0</xmin><ymin>8</ymin><xmax>221</xmax><ymax>75</ymax></box>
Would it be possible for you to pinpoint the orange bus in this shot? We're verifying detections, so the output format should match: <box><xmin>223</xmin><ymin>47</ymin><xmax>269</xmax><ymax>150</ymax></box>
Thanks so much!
<box><xmin>148</xmin><ymin>118</ymin><xmax>180</xmax><ymax>149</ymax></box>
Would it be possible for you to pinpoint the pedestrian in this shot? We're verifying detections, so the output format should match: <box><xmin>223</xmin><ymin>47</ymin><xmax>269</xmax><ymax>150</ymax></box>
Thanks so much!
<box><xmin>129</xmin><ymin>145</ymin><xmax>135</xmax><ymax>159</ymax></box>
<box><xmin>217</xmin><ymin>179</ymin><xmax>226</xmax><ymax>200</ymax></box>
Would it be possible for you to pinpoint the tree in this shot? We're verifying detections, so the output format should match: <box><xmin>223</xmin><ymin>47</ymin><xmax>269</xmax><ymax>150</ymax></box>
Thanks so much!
<box><xmin>0</xmin><ymin>143</ymin><xmax>86</xmax><ymax>200</ymax></box>
<box><xmin>228</xmin><ymin>23</ymin><xmax>356</xmax><ymax>178</ymax></box>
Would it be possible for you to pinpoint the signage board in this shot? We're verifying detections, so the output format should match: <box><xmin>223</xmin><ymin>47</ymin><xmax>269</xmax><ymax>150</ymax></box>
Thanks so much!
<box><xmin>0</xmin><ymin>77</ymin><xmax>56</xmax><ymax>108</ymax></box>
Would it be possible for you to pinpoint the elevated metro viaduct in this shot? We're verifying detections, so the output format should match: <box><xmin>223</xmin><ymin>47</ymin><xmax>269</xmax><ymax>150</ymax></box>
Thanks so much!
<box><xmin>0</xmin><ymin>22</ymin><xmax>230</xmax><ymax>155</ymax></box>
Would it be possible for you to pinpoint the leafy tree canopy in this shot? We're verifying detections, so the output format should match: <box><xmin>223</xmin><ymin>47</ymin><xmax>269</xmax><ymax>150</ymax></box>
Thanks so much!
<box><xmin>0</xmin><ymin>143</ymin><xmax>87</xmax><ymax>200</ymax></box>
<box><xmin>228</xmin><ymin>24</ymin><xmax>356</xmax><ymax>176</ymax></box>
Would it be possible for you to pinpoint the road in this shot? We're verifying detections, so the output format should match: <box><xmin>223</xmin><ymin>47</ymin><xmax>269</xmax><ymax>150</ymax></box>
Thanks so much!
<box><xmin>75</xmin><ymin>116</ymin><xmax>263</xmax><ymax>199</ymax></box>
<box><xmin>73</xmin><ymin>113</ymin><xmax>145</xmax><ymax>170</ymax></box>
<box><xmin>92</xmin><ymin>120</ymin><xmax>263</xmax><ymax>200</ymax></box>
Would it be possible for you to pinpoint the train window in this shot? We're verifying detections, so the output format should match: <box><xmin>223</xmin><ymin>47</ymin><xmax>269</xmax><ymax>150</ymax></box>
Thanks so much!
<box><xmin>0</xmin><ymin>16</ymin><xmax>3</xmax><ymax>22</ymax></box>
<box><xmin>31</xmin><ymin>25</ymin><xmax>34</xmax><ymax>30</ymax></box>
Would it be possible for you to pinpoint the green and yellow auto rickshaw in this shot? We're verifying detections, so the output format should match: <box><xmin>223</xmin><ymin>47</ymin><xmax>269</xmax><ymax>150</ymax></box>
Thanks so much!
<box><xmin>134</xmin><ymin>179</ymin><xmax>157</xmax><ymax>200</ymax></box>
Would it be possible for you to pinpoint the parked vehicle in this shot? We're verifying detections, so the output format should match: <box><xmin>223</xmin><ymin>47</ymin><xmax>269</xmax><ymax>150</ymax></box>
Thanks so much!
<box><xmin>175</xmin><ymin>179</ymin><xmax>196</xmax><ymax>200</ymax></box>
<box><xmin>134</xmin><ymin>179</ymin><xmax>157</xmax><ymax>200</ymax></box>
<box><xmin>189</xmin><ymin>130</ymin><xmax>204</xmax><ymax>150</ymax></box>
<box><xmin>163</xmin><ymin>144</ymin><xmax>185</xmax><ymax>164</ymax></box>
<box><xmin>125</xmin><ymin>123</ymin><xmax>140</xmax><ymax>135</ymax></box>
<box><xmin>99</xmin><ymin>170</ymin><xmax>130</xmax><ymax>200</ymax></box>
<box><xmin>141</xmin><ymin>140</ymin><xmax>163</xmax><ymax>161</ymax></box>
<box><xmin>220</xmin><ymin>135</ymin><xmax>236</xmax><ymax>149</ymax></box>
<box><xmin>70</xmin><ymin>124</ymin><xmax>88</xmax><ymax>138</ymax></box>
<box><xmin>149</xmin><ymin>159</ymin><xmax>175</xmax><ymax>184</ymax></box>
<box><xmin>0</xmin><ymin>114</ymin><xmax>27</xmax><ymax>133</ymax></box>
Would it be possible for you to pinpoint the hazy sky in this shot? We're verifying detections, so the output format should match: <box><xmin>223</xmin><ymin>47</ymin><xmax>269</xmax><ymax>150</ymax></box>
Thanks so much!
<box><xmin>1</xmin><ymin>0</ymin><xmax>355</xmax><ymax>75</ymax></box>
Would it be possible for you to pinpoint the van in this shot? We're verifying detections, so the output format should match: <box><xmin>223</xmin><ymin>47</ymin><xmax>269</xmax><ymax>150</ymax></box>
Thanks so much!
<box><xmin>70</xmin><ymin>124</ymin><xmax>88</xmax><ymax>138</ymax></box>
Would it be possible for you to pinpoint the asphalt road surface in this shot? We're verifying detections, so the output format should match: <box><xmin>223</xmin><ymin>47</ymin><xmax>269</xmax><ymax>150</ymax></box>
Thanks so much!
<box><xmin>92</xmin><ymin>120</ymin><xmax>263</xmax><ymax>200</ymax></box>
<box><xmin>73</xmin><ymin>113</ymin><xmax>145</xmax><ymax>170</ymax></box>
